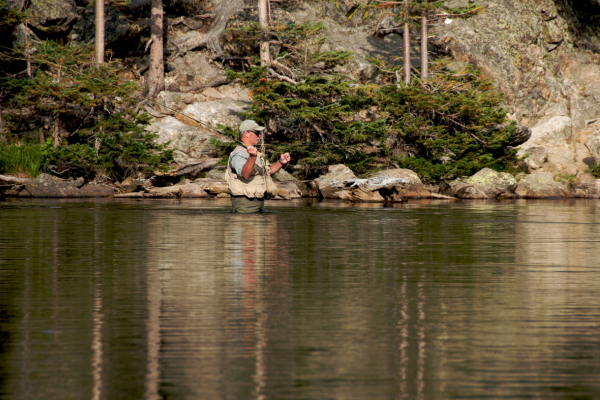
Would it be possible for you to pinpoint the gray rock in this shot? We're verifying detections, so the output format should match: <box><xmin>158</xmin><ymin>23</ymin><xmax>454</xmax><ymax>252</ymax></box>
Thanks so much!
<box><xmin>276</xmin><ymin>181</ymin><xmax>302</xmax><ymax>199</ymax></box>
<box><xmin>515</xmin><ymin>172</ymin><xmax>570</xmax><ymax>198</ymax></box>
<box><xmin>18</xmin><ymin>174</ymin><xmax>84</xmax><ymax>197</ymax></box>
<box><xmin>70</xmin><ymin>6</ymin><xmax>134</xmax><ymax>45</ymax></box>
<box><xmin>315</xmin><ymin>164</ymin><xmax>356</xmax><ymax>189</ymax></box>
<box><xmin>272</xmin><ymin>168</ymin><xmax>297</xmax><ymax>182</ymax></box>
<box><xmin>148</xmin><ymin>115</ymin><xmax>233</xmax><ymax>160</ymax></box>
<box><xmin>178</xmin><ymin>183</ymin><xmax>209</xmax><ymax>198</ymax></box>
<box><xmin>164</xmin><ymin>51</ymin><xmax>226</xmax><ymax>92</ymax></box>
<box><xmin>27</xmin><ymin>0</ymin><xmax>78</xmax><ymax>35</ymax></box>
<box><xmin>79</xmin><ymin>185</ymin><xmax>115</xmax><ymax>197</ymax></box>
<box><xmin>584</xmin><ymin>129</ymin><xmax>600</xmax><ymax>164</ymax></box>
<box><xmin>521</xmin><ymin>146</ymin><xmax>548</xmax><ymax>170</ymax></box>
<box><xmin>442</xmin><ymin>168</ymin><xmax>518</xmax><ymax>199</ymax></box>
<box><xmin>204</xmin><ymin>168</ymin><xmax>224</xmax><ymax>180</ymax></box>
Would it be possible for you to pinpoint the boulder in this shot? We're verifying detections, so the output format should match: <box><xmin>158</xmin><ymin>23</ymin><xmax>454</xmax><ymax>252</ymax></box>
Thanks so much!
<box><xmin>164</xmin><ymin>51</ymin><xmax>226</xmax><ymax>92</ymax></box>
<box><xmin>276</xmin><ymin>181</ymin><xmax>302</xmax><ymax>199</ymax></box>
<box><xmin>79</xmin><ymin>185</ymin><xmax>114</xmax><ymax>197</ymax></box>
<box><xmin>148</xmin><ymin>186</ymin><xmax>180</xmax><ymax>197</ymax></box>
<box><xmin>27</xmin><ymin>0</ymin><xmax>78</xmax><ymax>35</ymax></box>
<box><xmin>315</xmin><ymin>164</ymin><xmax>356</xmax><ymax>188</ymax></box>
<box><xmin>515</xmin><ymin>172</ymin><xmax>570</xmax><ymax>198</ymax></box>
<box><xmin>572</xmin><ymin>180</ymin><xmax>600</xmax><ymax>198</ymax></box>
<box><xmin>148</xmin><ymin>115</ymin><xmax>233</xmax><ymax>160</ymax></box>
<box><xmin>70</xmin><ymin>6</ymin><xmax>135</xmax><ymax>45</ymax></box>
<box><xmin>272</xmin><ymin>168</ymin><xmax>297</xmax><ymax>182</ymax></box>
<box><xmin>441</xmin><ymin>168</ymin><xmax>518</xmax><ymax>199</ymax></box>
<box><xmin>18</xmin><ymin>174</ymin><xmax>85</xmax><ymax>197</ymax></box>
<box><xmin>178</xmin><ymin>183</ymin><xmax>209</xmax><ymax>198</ymax></box>
<box><xmin>520</xmin><ymin>146</ymin><xmax>548</xmax><ymax>171</ymax></box>
<box><xmin>205</xmin><ymin>169</ymin><xmax>225</xmax><ymax>180</ymax></box>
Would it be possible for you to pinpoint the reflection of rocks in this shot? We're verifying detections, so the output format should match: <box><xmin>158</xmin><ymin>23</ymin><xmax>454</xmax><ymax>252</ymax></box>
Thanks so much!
<box><xmin>515</xmin><ymin>172</ymin><xmax>570</xmax><ymax>198</ymax></box>
<box><xmin>441</xmin><ymin>168</ymin><xmax>518</xmax><ymax>199</ymax></box>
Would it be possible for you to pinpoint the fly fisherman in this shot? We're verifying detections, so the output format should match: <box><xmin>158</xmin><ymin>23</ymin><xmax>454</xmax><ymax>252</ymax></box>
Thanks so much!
<box><xmin>225</xmin><ymin>120</ymin><xmax>291</xmax><ymax>213</ymax></box>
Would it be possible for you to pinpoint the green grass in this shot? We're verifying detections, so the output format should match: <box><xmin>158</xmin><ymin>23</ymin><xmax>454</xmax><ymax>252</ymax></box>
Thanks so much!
<box><xmin>0</xmin><ymin>143</ymin><xmax>44</xmax><ymax>177</ymax></box>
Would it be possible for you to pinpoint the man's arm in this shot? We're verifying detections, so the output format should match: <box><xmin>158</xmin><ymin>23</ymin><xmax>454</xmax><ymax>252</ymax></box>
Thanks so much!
<box><xmin>241</xmin><ymin>146</ymin><xmax>259</xmax><ymax>179</ymax></box>
<box><xmin>270</xmin><ymin>153</ymin><xmax>291</xmax><ymax>175</ymax></box>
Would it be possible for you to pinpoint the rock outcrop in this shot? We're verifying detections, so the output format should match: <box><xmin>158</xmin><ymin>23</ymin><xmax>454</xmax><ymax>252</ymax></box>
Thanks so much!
<box><xmin>515</xmin><ymin>172</ymin><xmax>571</xmax><ymax>198</ymax></box>
<box><xmin>441</xmin><ymin>168</ymin><xmax>518</xmax><ymax>199</ymax></box>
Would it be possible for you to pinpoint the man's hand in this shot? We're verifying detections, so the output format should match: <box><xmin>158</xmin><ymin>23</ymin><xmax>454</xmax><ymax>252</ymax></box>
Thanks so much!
<box><xmin>279</xmin><ymin>153</ymin><xmax>291</xmax><ymax>164</ymax></box>
<box><xmin>247</xmin><ymin>146</ymin><xmax>258</xmax><ymax>157</ymax></box>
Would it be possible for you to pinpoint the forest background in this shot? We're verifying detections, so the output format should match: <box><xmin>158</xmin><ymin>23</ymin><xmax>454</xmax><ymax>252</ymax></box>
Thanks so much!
<box><xmin>0</xmin><ymin>0</ymin><xmax>598</xmax><ymax>186</ymax></box>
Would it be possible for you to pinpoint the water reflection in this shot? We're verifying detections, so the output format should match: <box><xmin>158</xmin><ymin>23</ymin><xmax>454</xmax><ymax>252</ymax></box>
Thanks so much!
<box><xmin>1</xmin><ymin>199</ymin><xmax>600</xmax><ymax>399</ymax></box>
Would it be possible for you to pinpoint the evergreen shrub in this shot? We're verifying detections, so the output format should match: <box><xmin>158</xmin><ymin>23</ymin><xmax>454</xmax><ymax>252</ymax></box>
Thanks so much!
<box><xmin>0</xmin><ymin>42</ymin><xmax>173</xmax><ymax>181</ymax></box>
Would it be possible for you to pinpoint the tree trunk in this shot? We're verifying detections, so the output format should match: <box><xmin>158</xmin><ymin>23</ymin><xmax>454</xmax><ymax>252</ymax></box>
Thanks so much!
<box><xmin>146</xmin><ymin>0</ymin><xmax>165</xmax><ymax>99</ymax></box>
<box><xmin>421</xmin><ymin>6</ymin><xmax>428</xmax><ymax>79</ymax></box>
<box><xmin>169</xmin><ymin>0</ymin><xmax>243</xmax><ymax>56</ymax></box>
<box><xmin>404</xmin><ymin>0</ymin><xmax>410</xmax><ymax>84</ymax></box>
<box><xmin>259</xmin><ymin>0</ymin><xmax>270</xmax><ymax>67</ymax></box>
<box><xmin>95</xmin><ymin>0</ymin><xmax>104</xmax><ymax>64</ymax></box>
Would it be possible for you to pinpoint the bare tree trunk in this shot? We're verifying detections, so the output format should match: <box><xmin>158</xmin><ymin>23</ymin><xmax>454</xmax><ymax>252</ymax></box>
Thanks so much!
<box><xmin>259</xmin><ymin>0</ymin><xmax>270</xmax><ymax>67</ymax></box>
<box><xmin>421</xmin><ymin>5</ymin><xmax>428</xmax><ymax>79</ymax></box>
<box><xmin>404</xmin><ymin>0</ymin><xmax>410</xmax><ymax>84</ymax></box>
<box><xmin>25</xmin><ymin>22</ymin><xmax>32</xmax><ymax>77</ymax></box>
<box><xmin>95</xmin><ymin>0</ymin><xmax>105</xmax><ymax>64</ymax></box>
<box><xmin>0</xmin><ymin>92</ymin><xmax>4</xmax><ymax>143</ymax></box>
<box><xmin>169</xmin><ymin>0</ymin><xmax>243</xmax><ymax>56</ymax></box>
<box><xmin>146</xmin><ymin>0</ymin><xmax>164</xmax><ymax>99</ymax></box>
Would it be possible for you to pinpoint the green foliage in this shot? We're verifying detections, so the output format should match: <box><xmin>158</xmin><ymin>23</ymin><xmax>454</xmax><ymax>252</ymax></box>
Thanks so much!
<box><xmin>589</xmin><ymin>164</ymin><xmax>600</xmax><ymax>178</ymax></box>
<box><xmin>0</xmin><ymin>143</ymin><xmax>44</xmax><ymax>177</ymax></box>
<box><xmin>1</xmin><ymin>42</ymin><xmax>173</xmax><ymax>181</ymax></box>
<box><xmin>0</xmin><ymin>0</ymin><xmax>26</xmax><ymax>47</ymax></box>
<box><xmin>225</xmin><ymin>57</ymin><xmax>517</xmax><ymax>182</ymax></box>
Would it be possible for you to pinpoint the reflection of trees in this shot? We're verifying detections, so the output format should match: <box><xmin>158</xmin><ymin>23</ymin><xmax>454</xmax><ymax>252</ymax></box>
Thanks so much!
<box><xmin>4</xmin><ymin>201</ymin><xmax>600</xmax><ymax>399</ymax></box>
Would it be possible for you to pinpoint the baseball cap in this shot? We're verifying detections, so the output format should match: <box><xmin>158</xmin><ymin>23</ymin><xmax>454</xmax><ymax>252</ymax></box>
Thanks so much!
<box><xmin>239</xmin><ymin>120</ymin><xmax>266</xmax><ymax>133</ymax></box>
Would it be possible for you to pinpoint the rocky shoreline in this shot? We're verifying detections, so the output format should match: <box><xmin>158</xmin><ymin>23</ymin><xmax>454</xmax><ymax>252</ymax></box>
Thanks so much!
<box><xmin>3</xmin><ymin>163</ymin><xmax>600</xmax><ymax>201</ymax></box>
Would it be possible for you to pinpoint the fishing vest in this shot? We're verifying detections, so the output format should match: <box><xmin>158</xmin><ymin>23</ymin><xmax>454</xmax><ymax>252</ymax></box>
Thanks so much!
<box><xmin>225</xmin><ymin>145</ymin><xmax>278</xmax><ymax>199</ymax></box>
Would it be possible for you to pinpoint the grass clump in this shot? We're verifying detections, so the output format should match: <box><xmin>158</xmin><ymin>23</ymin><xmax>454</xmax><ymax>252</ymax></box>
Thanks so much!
<box><xmin>0</xmin><ymin>143</ymin><xmax>44</xmax><ymax>177</ymax></box>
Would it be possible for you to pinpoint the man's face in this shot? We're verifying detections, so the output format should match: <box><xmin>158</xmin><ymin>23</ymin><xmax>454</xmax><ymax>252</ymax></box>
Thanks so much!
<box><xmin>243</xmin><ymin>130</ymin><xmax>261</xmax><ymax>145</ymax></box>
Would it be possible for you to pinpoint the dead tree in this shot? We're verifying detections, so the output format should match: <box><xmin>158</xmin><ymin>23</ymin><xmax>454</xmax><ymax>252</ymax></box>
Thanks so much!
<box><xmin>168</xmin><ymin>0</ymin><xmax>243</xmax><ymax>57</ymax></box>
<box><xmin>404</xmin><ymin>0</ymin><xmax>410</xmax><ymax>84</ymax></box>
<box><xmin>421</xmin><ymin>0</ymin><xmax>428</xmax><ymax>79</ymax></box>
<box><xmin>95</xmin><ymin>0</ymin><xmax>104</xmax><ymax>64</ymax></box>
<box><xmin>259</xmin><ymin>0</ymin><xmax>270</xmax><ymax>66</ymax></box>
<box><xmin>146</xmin><ymin>0</ymin><xmax>165</xmax><ymax>99</ymax></box>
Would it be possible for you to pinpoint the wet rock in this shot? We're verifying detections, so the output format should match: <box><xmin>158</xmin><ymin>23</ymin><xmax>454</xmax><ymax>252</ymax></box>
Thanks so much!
<box><xmin>148</xmin><ymin>186</ymin><xmax>180</xmax><ymax>197</ymax></box>
<box><xmin>515</xmin><ymin>172</ymin><xmax>570</xmax><ymax>198</ymax></box>
<box><xmin>441</xmin><ymin>168</ymin><xmax>518</xmax><ymax>199</ymax></box>
<box><xmin>178</xmin><ymin>183</ymin><xmax>209</xmax><ymax>198</ymax></box>
<box><xmin>18</xmin><ymin>174</ymin><xmax>85</xmax><ymax>197</ymax></box>
<box><xmin>276</xmin><ymin>181</ymin><xmax>302</xmax><ymax>200</ymax></box>
<box><xmin>27</xmin><ymin>0</ymin><xmax>78</xmax><ymax>35</ymax></box>
<box><xmin>79</xmin><ymin>185</ymin><xmax>114</xmax><ymax>197</ymax></box>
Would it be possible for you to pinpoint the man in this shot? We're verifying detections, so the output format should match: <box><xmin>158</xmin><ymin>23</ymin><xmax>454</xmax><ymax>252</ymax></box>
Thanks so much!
<box><xmin>225</xmin><ymin>120</ymin><xmax>291</xmax><ymax>213</ymax></box>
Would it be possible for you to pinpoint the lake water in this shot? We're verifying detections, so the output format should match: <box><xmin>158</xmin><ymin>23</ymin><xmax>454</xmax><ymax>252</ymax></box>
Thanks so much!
<box><xmin>1</xmin><ymin>198</ymin><xmax>600</xmax><ymax>399</ymax></box>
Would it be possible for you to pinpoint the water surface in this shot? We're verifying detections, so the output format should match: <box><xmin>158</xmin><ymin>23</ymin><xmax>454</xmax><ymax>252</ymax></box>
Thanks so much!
<box><xmin>1</xmin><ymin>198</ymin><xmax>600</xmax><ymax>399</ymax></box>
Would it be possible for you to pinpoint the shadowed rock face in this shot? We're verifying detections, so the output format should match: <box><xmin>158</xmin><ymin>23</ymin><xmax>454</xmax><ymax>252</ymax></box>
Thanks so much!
<box><xmin>27</xmin><ymin>0</ymin><xmax>78</xmax><ymax>36</ymax></box>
